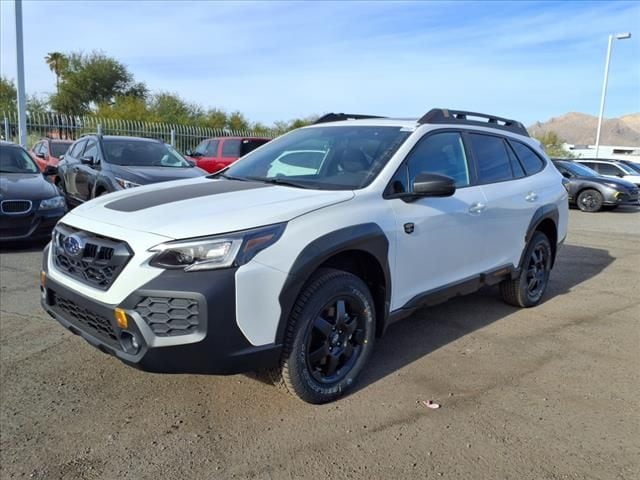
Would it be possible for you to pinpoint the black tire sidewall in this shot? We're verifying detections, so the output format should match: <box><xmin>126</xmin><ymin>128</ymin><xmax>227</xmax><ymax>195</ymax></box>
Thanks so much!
<box><xmin>518</xmin><ymin>232</ymin><xmax>552</xmax><ymax>306</ymax></box>
<box><xmin>286</xmin><ymin>271</ymin><xmax>376</xmax><ymax>403</ymax></box>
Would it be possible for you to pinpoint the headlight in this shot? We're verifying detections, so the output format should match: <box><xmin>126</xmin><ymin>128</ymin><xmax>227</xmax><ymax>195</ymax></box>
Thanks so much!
<box><xmin>116</xmin><ymin>177</ymin><xmax>141</xmax><ymax>189</ymax></box>
<box><xmin>38</xmin><ymin>196</ymin><xmax>65</xmax><ymax>210</ymax></box>
<box><xmin>148</xmin><ymin>223</ymin><xmax>286</xmax><ymax>271</ymax></box>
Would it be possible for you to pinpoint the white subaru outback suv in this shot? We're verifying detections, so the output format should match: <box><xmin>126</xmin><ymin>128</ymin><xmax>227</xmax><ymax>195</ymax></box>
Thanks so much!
<box><xmin>41</xmin><ymin>109</ymin><xmax>568</xmax><ymax>403</ymax></box>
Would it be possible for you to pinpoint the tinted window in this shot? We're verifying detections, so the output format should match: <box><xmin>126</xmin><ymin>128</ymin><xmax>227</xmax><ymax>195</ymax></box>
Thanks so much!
<box><xmin>204</xmin><ymin>140</ymin><xmax>219</xmax><ymax>156</ymax></box>
<box><xmin>510</xmin><ymin>141</ymin><xmax>545</xmax><ymax>175</ymax></box>
<box><xmin>597</xmin><ymin>163</ymin><xmax>624</xmax><ymax>176</ymax></box>
<box><xmin>240</xmin><ymin>139</ymin><xmax>269</xmax><ymax>157</ymax></box>
<box><xmin>225</xmin><ymin>126</ymin><xmax>411</xmax><ymax>190</ymax></box>
<box><xmin>0</xmin><ymin>146</ymin><xmax>39</xmax><ymax>173</ymax></box>
<box><xmin>506</xmin><ymin>143</ymin><xmax>525</xmax><ymax>178</ymax></box>
<box><xmin>50</xmin><ymin>142</ymin><xmax>72</xmax><ymax>157</ymax></box>
<box><xmin>103</xmin><ymin>139</ymin><xmax>192</xmax><ymax>168</ymax></box>
<box><xmin>469</xmin><ymin>133</ymin><xmax>513</xmax><ymax>183</ymax></box>
<box><xmin>578</xmin><ymin>162</ymin><xmax>596</xmax><ymax>171</ymax></box>
<box><xmin>405</xmin><ymin>132</ymin><xmax>470</xmax><ymax>187</ymax></box>
<box><xmin>222</xmin><ymin>139</ymin><xmax>241</xmax><ymax>157</ymax></box>
<box><xmin>69</xmin><ymin>139</ymin><xmax>86</xmax><ymax>158</ymax></box>
<box><xmin>83</xmin><ymin>140</ymin><xmax>98</xmax><ymax>160</ymax></box>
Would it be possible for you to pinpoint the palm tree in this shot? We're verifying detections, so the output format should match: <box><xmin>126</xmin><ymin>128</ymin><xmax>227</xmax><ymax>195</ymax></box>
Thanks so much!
<box><xmin>44</xmin><ymin>52</ymin><xmax>67</xmax><ymax>95</ymax></box>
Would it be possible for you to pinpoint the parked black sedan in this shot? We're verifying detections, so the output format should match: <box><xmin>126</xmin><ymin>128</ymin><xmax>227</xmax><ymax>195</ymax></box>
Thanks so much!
<box><xmin>58</xmin><ymin>135</ymin><xmax>206</xmax><ymax>207</ymax></box>
<box><xmin>0</xmin><ymin>141</ymin><xmax>66</xmax><ymax>241</ymax></box>
<box><xmin>552</xmin><ymin>160</ymin><xmax>639</xmax><ymax>212</ymax></box>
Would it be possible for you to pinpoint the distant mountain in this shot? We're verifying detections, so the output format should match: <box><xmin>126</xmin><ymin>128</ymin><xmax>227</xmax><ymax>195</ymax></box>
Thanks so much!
<box><xmin>528</xmin><ymin>112</ymin><xmax>640</xmax><ymax>146</ymax></box>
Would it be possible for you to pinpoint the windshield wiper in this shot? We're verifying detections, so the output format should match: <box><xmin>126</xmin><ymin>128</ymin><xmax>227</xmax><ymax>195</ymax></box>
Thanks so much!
<box><xmin>215</xmin><ymin>173</ymin><xmax>250</xmax><ymax>181</ymax></box>
<box><xmin>246</xmin><ymin>177</ymin><xmax>310</xmax><ymax>189</ymax></box>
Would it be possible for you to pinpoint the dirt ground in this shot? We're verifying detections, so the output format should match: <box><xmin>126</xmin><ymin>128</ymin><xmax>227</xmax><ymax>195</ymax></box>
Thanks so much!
<box><xmin>1</xmin><ymin>207</ymin><xmax>639</xmax><ymax>480</ymax></box>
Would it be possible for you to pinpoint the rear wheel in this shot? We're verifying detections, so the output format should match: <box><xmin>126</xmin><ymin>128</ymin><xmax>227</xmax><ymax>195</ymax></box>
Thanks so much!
<box><xmin>577</xmin><ymin>189</ymin><xmax>603</xmax><ymax>212</ymax></box>
<box><xmin>500</xmin><ymin>231</ymin><xmax>552</xmax><ymax>308</ymax></box>
<box><xmin>275</xmin><ymin>269</ymin><xmax>376</xmax><ymax>404</ymax></box>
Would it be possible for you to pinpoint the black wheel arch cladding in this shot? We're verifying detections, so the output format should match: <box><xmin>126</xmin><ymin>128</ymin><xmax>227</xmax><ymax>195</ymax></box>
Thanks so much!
<box><xmin>277</xmin><ymin>223</ymin><xmax>391</xmax><ymax>344</ymax></box>
<box><xmin>520</xmin><ymin>203</ymin><xmax>559</xmax><ymax>270</ymax></box>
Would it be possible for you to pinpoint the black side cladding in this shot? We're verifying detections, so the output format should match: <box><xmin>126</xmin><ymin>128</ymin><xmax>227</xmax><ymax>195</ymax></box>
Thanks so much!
<box><xmin>105</xmin><ymin>179</ymin><xmax>271</xmax><ymax>212</ymax></box>
<box><xmin>277</xmin><ymin>223</ymin><xmax>391</xmax><ymax>342</ymax></box>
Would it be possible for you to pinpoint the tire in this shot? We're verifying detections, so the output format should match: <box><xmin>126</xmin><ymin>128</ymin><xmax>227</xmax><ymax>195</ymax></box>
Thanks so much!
<box><xmin>576</xmin><ymin>189</ymin><xmax>603</xmax><ymax>212</ymax></box>
<box><xmin>275</xmin><ymin>268</ymin><xmax>376</xmax><ymax>404</ymax></box>
<box><xmin>500</xmin><ymin>231</ymin><xmax>552</xmax><ymax>308</ymax></box>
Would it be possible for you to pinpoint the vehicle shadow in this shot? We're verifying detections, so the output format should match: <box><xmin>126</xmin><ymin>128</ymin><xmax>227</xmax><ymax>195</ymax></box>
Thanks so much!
<box><xmin>0</xmin><ymin>238</ymin><xmax>49</xmax><ymax>254</ymax></box>
<box><xmin>352</xmin><ymin>243</ymin><xmax>614</xmax><ymax>394</ymax></box>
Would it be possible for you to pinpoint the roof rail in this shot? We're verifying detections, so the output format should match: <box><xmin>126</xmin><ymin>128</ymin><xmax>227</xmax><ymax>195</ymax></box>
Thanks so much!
<box><xmin>418</xmin><ymin>108</ymin><xmax>529</xmax><ymax>137</ymax></box>
<box><xmin>313</xmin><ymin>113</ymin><xmax>387</xmax><ymax>124</ymax></box>
<box><xmin>80</xmin><ymin>132</ymin><xmax>102</xmax><ymax>138</ymax></box>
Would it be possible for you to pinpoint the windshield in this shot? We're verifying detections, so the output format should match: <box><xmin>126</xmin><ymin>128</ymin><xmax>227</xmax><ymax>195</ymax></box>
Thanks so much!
<box><xmin>616</xmin><ymin>162</ymin><xmax>638</xmax><ymax>175</ymax></box>
<box><xmin>0</xmin><ymin>145</ymin><xmax>39</xmax><ymax>174</ymax></box>
<box><xmin>561</xmin><ymin>161</ymin><xmax>598</xmax><ymax>177</ymax></box>
<box><xmin>622</xmin><ymin>161</ymin><xmax>640</xmax><ymax>173</ymax></box>
<box><xmin>224</xmin><ymin>126</ymin><xmax>411</xmax><ymax>190</ymax></box>
<box><xmin>103</xmin><ymin>139</ymin><xmax>192</xmax><ymax>168</ymax></box>
<box><xmin>50</xmin><ymin>142</ymin><xmax>72</xmax><ymax>158</ymax></box>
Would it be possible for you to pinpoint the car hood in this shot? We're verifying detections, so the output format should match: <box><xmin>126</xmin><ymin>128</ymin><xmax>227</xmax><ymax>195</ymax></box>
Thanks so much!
<box><xmin>575</xmin><ymin>175</ymin><xmax>637</xmax><ymax>190</ymax></box>
<box><xmin>109</xmin><ymin>164</ymin><xmax>206</xmax><ymax>184</ymax></box>
<box><xmin>67</xmin><ymin>177</ymin><xmax>354</xmax><ymax>239</ymax></box>
<box><xmin>0</xmin><ymin>173</ymin><xmax>58</xmax><ymax>201</ymax></box>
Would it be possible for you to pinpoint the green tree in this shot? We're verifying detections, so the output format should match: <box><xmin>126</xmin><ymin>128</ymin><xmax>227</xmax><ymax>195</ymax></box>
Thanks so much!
<box><xmin>96</xmin><ymin>95</ymin><xmax>149</xmax><ymax>121</ymax></box>
<box><xmin>533</xmin><ymin>131</ymin><xmax>573</xmax><ymax>158</ymax></box>
<box><xmin>50</xmin><ymin>51</ymin><xmax>147</xmax><ymax>115</ymax></box>
<box><xmin>148</xmin><ymin>92</ymin><xmax>200</xmax><ymax>124</ymax></box>
<box><xmin>44</xmin><ymin>52</ymin><xmax>67</xmax><ymax>95</ymax></box>
<box><xmin>227</xmin><ymin>111</ymin><xmax>249</xmax><ymax>131</ymax></box>
<box><xmin>0</xmin><ymin>77</ymin><xmax>17</xmax><ymax>112</ymax></box>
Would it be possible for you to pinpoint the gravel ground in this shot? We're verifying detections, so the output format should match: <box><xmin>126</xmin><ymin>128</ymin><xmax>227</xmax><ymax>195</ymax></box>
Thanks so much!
<box><xmin>1</xmin><ymin>207</ymin><xmax>639</xmax><ymax>480</ymax></box>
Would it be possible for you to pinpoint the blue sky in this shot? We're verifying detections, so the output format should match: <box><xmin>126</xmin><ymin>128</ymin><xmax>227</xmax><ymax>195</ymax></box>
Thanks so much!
<box><xmin>1</xmin><ymin>0</ymin><xmax>639</xmax><ymax>125</ymax></box>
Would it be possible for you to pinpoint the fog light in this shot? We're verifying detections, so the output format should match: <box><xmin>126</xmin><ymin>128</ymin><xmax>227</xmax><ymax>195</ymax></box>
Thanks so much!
<box><xmin>114</xmin><ymin>308</ymin><xmax>128</xmax><ymax>329</ymax></box>
<box><xmin>120</xmin><ymin>331</ymin><xmax>141</xmax><ymax>354</ymax></box>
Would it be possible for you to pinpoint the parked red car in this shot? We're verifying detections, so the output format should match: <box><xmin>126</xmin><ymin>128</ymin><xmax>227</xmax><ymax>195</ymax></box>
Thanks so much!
<box><xmin>30</xmin><ymin>138</ymin><xmax>73</xmax><ymax>174</ymax></box>
<box><xmin>187</xmin><ymin>137</ymin><xmax>270</xmax><ymax>173</ymax></box>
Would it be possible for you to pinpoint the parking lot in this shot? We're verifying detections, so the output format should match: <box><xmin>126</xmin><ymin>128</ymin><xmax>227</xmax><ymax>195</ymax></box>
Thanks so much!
<box><xmin>0</xmin><ymin>207</ymin><xmax>638</xmax><ymax>480</ymax></box>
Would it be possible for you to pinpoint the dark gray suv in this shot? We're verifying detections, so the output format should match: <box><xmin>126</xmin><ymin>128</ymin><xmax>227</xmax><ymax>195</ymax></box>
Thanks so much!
<box><xmin>553</xmin><ymin>160</ymin><xmax>639</xmax><ymax>212</ymax></box>
<box><xmin>58</xmin><ymin>135</ymin><xmax>206</xmax><ymax>207</ymax></box>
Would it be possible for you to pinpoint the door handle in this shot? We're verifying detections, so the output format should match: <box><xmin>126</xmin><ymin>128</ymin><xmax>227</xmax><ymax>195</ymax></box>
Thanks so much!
<box><xmin>468</xmin><ymin>202</ymin><xmax>486</xmax><ymax>214</ymax></box>
<box><xmin>525</xmin><ymin>191</ymin><xmax>538</xmax><ymax>202</ymax></box>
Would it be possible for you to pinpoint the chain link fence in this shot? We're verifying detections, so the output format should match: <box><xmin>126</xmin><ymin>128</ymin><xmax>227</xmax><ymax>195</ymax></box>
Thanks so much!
<box><xmin>1</xmin><ymin>111</ymin><xmax>280</xmax><ymax>153</ymax></box>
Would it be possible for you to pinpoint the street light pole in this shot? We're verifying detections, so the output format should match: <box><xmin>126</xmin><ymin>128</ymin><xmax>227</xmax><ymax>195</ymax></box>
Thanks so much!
<box><xmin>595</xmin><ymin>32</ymin><xmax>631</xmax><ymax>159</ymax></box>
<box><xmin>14</xmin><ymin>0</ymin><xmax>27</xmax><ymax>148</ymax></box>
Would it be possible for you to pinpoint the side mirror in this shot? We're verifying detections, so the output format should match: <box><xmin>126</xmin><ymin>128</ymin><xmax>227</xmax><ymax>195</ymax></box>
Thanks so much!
<box><xmin>58</xmin><ymin>154</ymin><xmax>65</xmax><ymax>162</ymax></box>
<box><xmin>43</xmin><ymin>165</ymin><xmax>58</xmax><ymax>176</ymax></box>
<box><xmin>186</xmin><ymin>159</ymin><xmax>196</xmax><ymax>167</ymax></box>
<box><xmin>185</xmin><ymin>149</ymin><xmax>194</xmax><ymax>156</ymax></box>
<box><xmin>412</xmin><ymin>173</ymin><xmax>456</xmax><ymax>198</ymax></box>
<box><xmin>80</xmin><ymin>155</ymin><xmax>95</xmax><ymax>165</ymax></box>
<box><xmin>36</xmin><ymin>152</ymin><xmax>46</xmax><ymax>159</ymax></box>
<box><xmin>617</xmin><ymin>173</ymin><xmax>625</xmax><ymax>178</ymax></box>
<box><xmin>562</xmin><ymin>172</ymin><xmax>571</xmax><ymax>179</ymax></box>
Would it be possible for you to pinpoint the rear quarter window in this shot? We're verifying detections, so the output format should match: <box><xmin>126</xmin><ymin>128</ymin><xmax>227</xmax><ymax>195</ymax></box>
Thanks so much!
<box><xmin>509</xmin><ymin>141</ymin><xmax>546</xmax><ymax>175</ymax></box>
<box><xmin>468</xmin><ymin>133</ymin><xmax>514</xmax><ymax>184</ymax></box>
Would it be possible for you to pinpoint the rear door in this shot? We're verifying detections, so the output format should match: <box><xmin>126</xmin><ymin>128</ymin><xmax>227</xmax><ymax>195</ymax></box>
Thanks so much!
<box><xmin>466</xmin><ymin>132</ymin><xmax>538</xmax><ymax>269</ymax></box>
<box><xmin>75</xmin><ymin>139</ymin><xmax>100</xmax><ymax>200</ymax></box>
<box><xmin>62</xmin><ymin>139</ymin><xmax>87</xmax><ymax>201</ymax></box>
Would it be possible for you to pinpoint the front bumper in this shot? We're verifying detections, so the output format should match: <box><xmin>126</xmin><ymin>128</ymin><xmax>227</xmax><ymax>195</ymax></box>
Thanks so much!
<box><xmin>0</xmin><ymin>208</ymin><xmax>65</xmax><ymax>241</ymax></box>
<box><xmin>41</xmin><ymin>245</ymin><xmax>282</xmax><ymax>375</ymax></box>
<box><xmin>602</xmin><ymin>189</ymin><xmax>639</xmax><ymax>206</ymax></box>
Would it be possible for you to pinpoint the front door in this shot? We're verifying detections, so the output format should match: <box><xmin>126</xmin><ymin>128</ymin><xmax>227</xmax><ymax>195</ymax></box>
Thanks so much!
<box><xmin>389</xmin><ymin>130</ymin><xmax>489</xmax><ymax>310</ymax></box>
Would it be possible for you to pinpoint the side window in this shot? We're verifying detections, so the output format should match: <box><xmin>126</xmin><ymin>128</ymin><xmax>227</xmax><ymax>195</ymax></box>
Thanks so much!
<box><xmin>579</xmin><ymin>162</ymin><xmax>596</xmax><ymax>171</ymax></box>
<box><xmin>32</xmin><ymin>142</ymin><xmax>42</xmax><ymax>154</ymax></box>
<box><xmin>405</xmin><ymin>132</ymin><xmax>470</xmax><ymax>187</ymax></box>
<box><xmin>468</xmin><ymin>133</ymin><xmax>514</xmax><ymax>184</ymax></box>
<box><xmin>69</xmin><ymin>139</ymin><xmax>86</xmax><ymax>158</ymax></box>
<box><xmin>41</xmin><ymin>142</ymin><xmax>49</xmax><ymax>156</ymax></box>
<box><xmin>222</xmin><ymin>139</ymin><xmax>241</xmax><ymax>157</ymax></box>
<box><xmin>598</xmin><ymin>163</ymin><xmax>623</xmax><ymax>176</ymax></box>
<box><xmin>510</xmin><ymin>141</ymin><xmax>545</xmax><ymax>175</ymax></box>
<box><xmin>193</xmin><ymin>140</ymin><xmax>208</xmax><ymax>155</ymax></box>
<box><xmin>505</xmin><ymin>142</ymin><xmax>525</xmax><ymax>178</ymax></box>
<box><xmin>83</xmin><ymin>140</ymin><xmax>98</xmax><ymax>160</ymax></box>
<box><xmin>205</xmin><ymin>140</ymin><xmax>219</xmax><ymax>156</ymax></box>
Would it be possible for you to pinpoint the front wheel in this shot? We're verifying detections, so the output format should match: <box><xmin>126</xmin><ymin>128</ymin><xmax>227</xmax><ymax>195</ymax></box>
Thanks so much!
<box><xmin>276</xmin><ymin>269</ymin><xmax>376</xmax><ymax>404</ymax></box>
<box><xmin>577</xmin><ymin>189</ymin><xmax>603</xmax><ymax>212</ymax></box>
<box><xmin>500</xmin><ymin>231</ymin><xmax>552</xmax><ymax>308</ymax></box>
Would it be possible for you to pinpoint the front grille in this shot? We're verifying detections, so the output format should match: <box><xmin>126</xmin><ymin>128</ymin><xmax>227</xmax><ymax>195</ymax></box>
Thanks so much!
<box><xmin>52</xmin><ymin>292</ymin><xmax>119</xmax><ymax>347</ymax></box>
<box><xmin>135</xmin><ymin>296</ymin><xmax>200</xmax><ymax>337</ymax></box>
<box><xmin>52</xmin><ymin>224</ymin><xmax>132</xmax><ymax>290</ymax></box>
<box><xmin>0</xmin><ymin>214</ymin><xmax>35</xmax><ymax>238</ymax></box>
<box><xmin>1</xmin><ymin>200</ymin><xmax>32</xmax><ymax>214</ymax></box>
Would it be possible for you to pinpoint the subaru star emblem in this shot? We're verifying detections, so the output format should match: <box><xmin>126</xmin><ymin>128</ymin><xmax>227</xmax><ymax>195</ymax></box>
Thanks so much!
<box><xmin>63</xmin><ymin>235</ymin><xmax>83</xmax><ymax>257</ymax></box>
